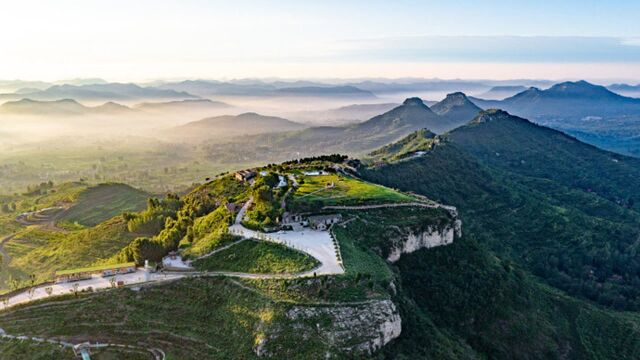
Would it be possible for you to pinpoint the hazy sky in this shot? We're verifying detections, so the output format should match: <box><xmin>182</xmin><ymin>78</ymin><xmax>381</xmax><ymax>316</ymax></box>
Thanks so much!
<box><xmin>1</xmin><ymin>0</ymin><xmax>640</xmax><ymax>81</ymax></box>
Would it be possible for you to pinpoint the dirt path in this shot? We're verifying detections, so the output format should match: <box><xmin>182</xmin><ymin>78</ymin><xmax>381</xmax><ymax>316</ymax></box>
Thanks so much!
<box><xmin>0</xmin><ymin>234</ymin><xmax>15</xmax><ymax>264</ymax></box>
<box><xmin>0</xmin><ymin>326</ymin><xmax>165</xmax><ymax>360</ymax></box>
<box><xmin>195</xmin><ymin>238</ymin><xmax>247</xmax><ymax>260</ymax></box>
<box><xmin>323</xmin><ymin>201</ymin><xmax>458</xmax><ymax>216</ymax></box>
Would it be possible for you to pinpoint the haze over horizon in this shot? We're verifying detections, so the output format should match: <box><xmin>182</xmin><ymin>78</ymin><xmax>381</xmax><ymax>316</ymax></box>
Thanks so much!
<box><xmin>2</xmin><ymin>0</ymin><xmax>640</xmax><ymax>82</ymax></box>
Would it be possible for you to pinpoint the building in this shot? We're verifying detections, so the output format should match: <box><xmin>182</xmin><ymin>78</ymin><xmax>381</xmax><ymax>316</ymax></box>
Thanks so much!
<box><xmin>235</xmin><ymin>169</ymin><xmax>257</xmax><ymax>182</ymax></box>
<box><xmin>308</xmin><ymin>214</ymin><xmax>343</xmax><ymax>230</ymax></box>
<box><xmin>302</xmin><ymin>170</ymin><xmax>327</xmax><ymax>176</ymax></box>
<box><xmin>54</xmin><ymin>262</ymin><xmax>136</xmax><ymax>283</ymax></box>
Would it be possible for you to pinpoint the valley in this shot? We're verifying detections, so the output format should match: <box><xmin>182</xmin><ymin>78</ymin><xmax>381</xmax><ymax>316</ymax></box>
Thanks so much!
<box><xmin>3</xmin><ymin>78</ymin><xmax>640</xmax><ymax>359</ymax></box>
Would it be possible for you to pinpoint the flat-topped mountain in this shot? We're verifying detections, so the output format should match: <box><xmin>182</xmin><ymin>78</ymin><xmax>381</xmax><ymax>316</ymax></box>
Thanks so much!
<box><xmin>170</xmin><ymin>112</ymin><xmax>306</xmax><ymax>139</ymax></box>
<box><xmin>134</xmin><ymin>99</ymin><xmax>232</xmax><ymax>113</ymax></box>
<box><xmin>476</xmin><ymin>85</ymin><xmax>528</xmax><ymax>100</ymax></box>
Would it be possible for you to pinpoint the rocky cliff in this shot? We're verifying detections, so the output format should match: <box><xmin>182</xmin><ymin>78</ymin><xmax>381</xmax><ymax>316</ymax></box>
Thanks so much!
<box><xmin>386</xmin><ymin>220</ymin><xmax>460</xmax><ymax>262</ymax></box>
<box><xmin>255</xmin><ymin>299</ymin><xmax>401</xmax><ymax>357</ymax></box>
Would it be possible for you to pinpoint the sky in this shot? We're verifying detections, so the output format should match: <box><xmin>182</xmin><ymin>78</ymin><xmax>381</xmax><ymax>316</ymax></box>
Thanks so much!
<box><xmin>1</xmin><ymin>0</ymin><xmax>640</xmax><ymax>82</ymax></box>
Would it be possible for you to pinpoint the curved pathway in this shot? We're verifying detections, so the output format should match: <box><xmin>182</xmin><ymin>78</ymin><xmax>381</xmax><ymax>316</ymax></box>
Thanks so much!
<box><xmin>0</xmin><ymin>234</ymin><xmax>15</xmax><ymax>264</ymax></box>
<box><xmin>323</xmin><ymin>201</ymin><xmax>458</xmax><ymax>216</ymax></box>
<box><xmin>0</xmin><ymin>327</ymin><xmax>165</xmax><ymax>360</ymax></box>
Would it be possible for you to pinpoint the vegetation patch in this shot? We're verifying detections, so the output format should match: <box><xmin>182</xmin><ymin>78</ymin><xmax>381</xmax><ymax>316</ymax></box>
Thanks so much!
<box><xmin>58</xmin><ymin>183</ymin><xmax>149</xmax><ymax>227</ymax></box>
<box><xmin>0</xmin><ymin>277</ymin><xmax>330</xmax><ymax>359</ymax></box>
<box><xmin>193</xmin><ymin>240</ymin><xmax>319</xmax><ymax>274</ymax></box>
<box><xmin>2</xmin><ymin>216</ymin><xmax>137</xmax><ymax>291</ymax></box>
<box><xmin>289</xmin><ymin>173</ymin><xmax>413</xmax><ymax>213</ymax></box>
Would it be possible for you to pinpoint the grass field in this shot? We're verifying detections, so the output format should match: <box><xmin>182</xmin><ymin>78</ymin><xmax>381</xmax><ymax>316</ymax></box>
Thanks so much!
<box><xmin>193</xmin><ymin>240</ymin><xmax>319</xmax><ymax>274</ymax></box>
<box><xmin>58</xmin><ymin>183</ymin><xmax>150</xmax><ymax>227</ymax></box>
<box><xmin>289</xmin><ymin>173</ymin><xmax>413</xmax><ymax>212</ymax></box>
<box><xmin>0</xmin><ymin>277</ymin><xmax>333</xmax><ymax>359</ymax></box>
<box><xmin>1</xmin><ymin>216</ymin><xmax>137</xmax><ymax>292</ymax></box>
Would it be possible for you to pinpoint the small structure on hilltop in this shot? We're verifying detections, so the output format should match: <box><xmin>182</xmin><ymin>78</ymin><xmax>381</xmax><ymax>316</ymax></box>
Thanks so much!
<box><xmin>308</xmin><ymin>214</ymin><xmax>343</xmax><ymax>230</ymax></box>
<box><xmin>277</xmin><ymin>175</ymin><xmax>287</xmax><ymax>188</ymax></box>
<box><xmin>235</xmin><ymin>169</ymin><xmax>257</xmax><ymax>182</ymax></box>
<box><xmin>54</xmin><ymin>262</ymin><xmax>136</xmax><ymax>283</ymax></box>
<box><xmin>162</xmin><ymin>251</ymin><xmax>193</xmax><ymax>271</ymax></box>
<box><xmin>73</xmin><ymin>343</ymin><xmax>92</xmax><ymax>359</ymax></box>
<box><xmin>282</xmin><ymin>212</ymin><xmax>307</xmax><ymax>231</ymax></box>
<box><xmin>302</xmin><ymin>170</ymin><xmax>327</xmax><ymax>176</ymax></box>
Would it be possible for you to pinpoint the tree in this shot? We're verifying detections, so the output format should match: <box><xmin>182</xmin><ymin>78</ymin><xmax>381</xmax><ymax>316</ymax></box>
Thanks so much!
<box><xmin>8</xmin><ymin>277</ymin><xmax>20</xmax><ymax>292</ymax></box>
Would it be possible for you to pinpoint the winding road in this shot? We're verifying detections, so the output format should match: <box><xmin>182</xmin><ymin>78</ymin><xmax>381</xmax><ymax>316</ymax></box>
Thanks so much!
<box><xmin>0</xmin><ymin>327</ymin><xmax>165</xmax><ymax>360</ymax></box>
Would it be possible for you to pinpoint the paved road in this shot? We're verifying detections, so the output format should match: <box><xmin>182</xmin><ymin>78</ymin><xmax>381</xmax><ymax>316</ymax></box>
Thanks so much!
<box><xmin>229</xmin><ymin>224</ymin><xmax>344</xmax><ymax>276</ymax></box>
<box><xmin>1</xmin><ymin>270</ymin><xmax>183</xmax><ymax>310</ymax></box>
<box><xmin>235</xmin><ymin>197</ymin><xmax>253</xmax><ymax>225</ymax></box>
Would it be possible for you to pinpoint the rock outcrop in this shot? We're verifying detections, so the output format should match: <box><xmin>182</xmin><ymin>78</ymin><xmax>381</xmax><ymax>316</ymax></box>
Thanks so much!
<box><xmin>255</xmin><ymin>299</ymin><xmax>401</xmax><ymax>357</ymax></box>
<box><xmin>386</xmin><ymin>221</ymin><xmax>459</xmax><ymax>262</ymax></box>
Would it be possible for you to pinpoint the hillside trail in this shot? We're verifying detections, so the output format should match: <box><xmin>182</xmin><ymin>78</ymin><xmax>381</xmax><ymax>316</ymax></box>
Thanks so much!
<box><xmin>323</xmin><ymin>201</ymin><xmax>458</xmax><ymax>217</ymax></box>
<box><xmin>16</xmin><ymin>206</ymin><xmax>70</xmax><ymax>233</ymax></box>
<box><xmin>0</xmin><ymin>326</ymin><xmax>165</xmax><ymax>360</ymax></box>
<box><xmin>0</xmin><ymin>234</ymin><xmax>15</xmax><ymax>264</ymax></box>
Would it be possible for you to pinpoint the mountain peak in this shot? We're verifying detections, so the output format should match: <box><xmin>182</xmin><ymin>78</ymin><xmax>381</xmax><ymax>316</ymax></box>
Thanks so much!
<box><xmin>438</xmin><ymin>92</ymin><xmax>473</xmax><ymax>106</ymax></box>
<box><xmin>403</xmin><ymin>97</ymin><xmax>426</xmax><ymax>106</ymax></box>
<box><xmin>547</xmin><ymin>80</ymin><xmax>613</xmax><ymax>96</ymax></box>
<box><xmin>471</xmin><ymin>109</ymin><xmax>512</xmax><ymax>124</ymax></box>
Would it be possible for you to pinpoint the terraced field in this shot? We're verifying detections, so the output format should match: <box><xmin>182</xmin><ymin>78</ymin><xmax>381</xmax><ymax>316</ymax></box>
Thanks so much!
<box><xmin>58</xmin><ymin>183</ymin><xmax>149</xmax><ymax>227</ymax></box>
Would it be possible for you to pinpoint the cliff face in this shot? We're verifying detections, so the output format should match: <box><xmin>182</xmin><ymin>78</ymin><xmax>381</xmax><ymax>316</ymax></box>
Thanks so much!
<box><xmin>255</xmin><ymin>299</ymin><xmax>401</xmax><ymax>357</ymax></box>
<box><xmin>387</xmin><ymin>221</ymin><xmax>459</xmax><ymax>262</ymax></box>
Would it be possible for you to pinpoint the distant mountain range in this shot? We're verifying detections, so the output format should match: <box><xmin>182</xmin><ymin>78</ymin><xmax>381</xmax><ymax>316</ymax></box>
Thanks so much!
<box><xmin>273</xmin><ymin>85</ymin><xmax>375</xmax><ymax>98</ymax></box>
<box><xmin>476</xmin><ymin>85</ymin><xmax>528</xmax><ymax>100</ymax></box>
<box><xmin>133</xmin><ymin>99</ymin><xmax>232</xmax><ymax>113</ymax></box>
<box><xmin>465</xmin><ymin>81</ymin><xmax>640</xmax><ymax>156</ymax></box>
<box><xmin>607</xmin><ymin>83</ymin><xmax>640</xmax><ymax>97</ymax></box>
<box><xmin>290</xmin><ymin>103</ymin><xmax>402</xmax><ymax>125</ymax></box>
<box><xmin>470</xmin><ymin>80</ymin><xmax>640</xmax><ymax>119</ymax></box>
<box><xmin>169</xmin><ymin>112</ymin><xmax>306</xmax><ymax>139</ymax></box>
<box><xmin>203</xmin><ymin>95</ymin><xmax>483</xmax><ymax>163</ymax></box>
<box><xmin>157</xmin><ymin>80</ymin><xmax>376</xmax><ymax>98</ymax></box>
<box><xmin>0</xmin><ymin>83</ymin><xmax>197</xmax><ymax>103</ymax></box>
<box><xmin>0</xmin><ymin>98</ymin><xmax>137</xmax><ymax>116</ymax></box>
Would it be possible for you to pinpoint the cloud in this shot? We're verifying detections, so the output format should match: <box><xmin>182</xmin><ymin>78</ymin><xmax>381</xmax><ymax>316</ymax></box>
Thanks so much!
<box><xmin>621</xmin><ymin>38</ymin><xmax>640</xmax><ymax>46</ymax></box>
